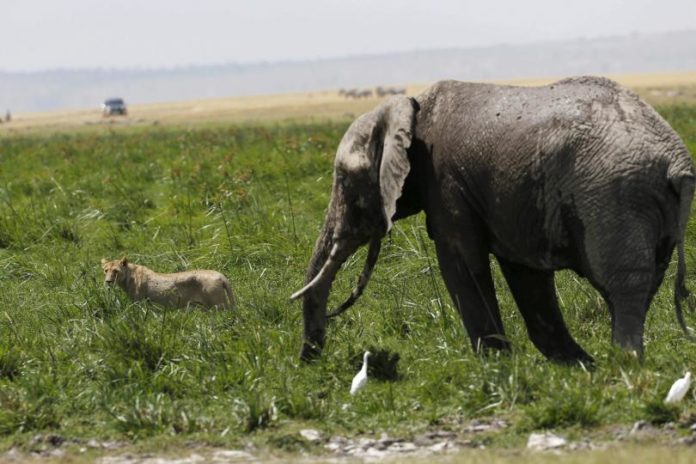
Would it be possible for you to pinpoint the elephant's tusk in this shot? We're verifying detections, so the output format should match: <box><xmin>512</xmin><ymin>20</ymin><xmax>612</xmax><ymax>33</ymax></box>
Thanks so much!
<box><xmin>328</xmin><ymin>238</ymin><xmax>381</xmax><ymax>318</ymax></box>
<box><xmin>290</xmin><ymin>243</ymin><xmax>340</xmax><ymax>300</ymax></box>
<box><xmin>289</xmin><ymin>283</ymin><xmax>314</xmax><ymax>301</ymax></box>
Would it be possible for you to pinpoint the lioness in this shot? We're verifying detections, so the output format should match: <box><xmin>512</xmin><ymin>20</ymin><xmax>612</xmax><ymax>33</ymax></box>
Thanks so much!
<box><xmin>101</xmin><ymin>257</ymin><xmax>234</xmax><ymax>309</ymax></box>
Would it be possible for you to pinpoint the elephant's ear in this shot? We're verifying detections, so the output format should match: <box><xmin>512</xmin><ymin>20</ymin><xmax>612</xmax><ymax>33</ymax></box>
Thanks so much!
<box><xmin>378</xmin><ymin>96</ymin><xmax>416</xmax><ymax>233</ymax></box>
<box><xmin>334</xmin><ymin>95</ymin><xmax>416</xmax><ymax>235</ymax></box>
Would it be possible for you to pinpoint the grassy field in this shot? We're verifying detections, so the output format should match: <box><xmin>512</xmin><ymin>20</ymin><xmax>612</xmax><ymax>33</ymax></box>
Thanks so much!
<box><xmin>0</xmin><ymin>97</ymin><xmax>695</xmax><ymax>461</ymax></box>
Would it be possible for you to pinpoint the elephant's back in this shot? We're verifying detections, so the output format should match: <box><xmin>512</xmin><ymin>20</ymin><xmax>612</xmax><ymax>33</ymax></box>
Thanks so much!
<box><xmin>415</xmin><ymin>76</ymin><xmax>657</xmax><ymax>137</ymax></box>
<box><xmin>415</xmin><ymin>77</ymin><xmax>614</xmax><ymax>126</ymax></box>
<box><xmin>417</xmin><ymin>77</ymin><xmax>690</xmax><ymax>201</ymax></box>
<box><xmin>416</xmin><ymin>78</ymin><xmax>692</xmax><ymax>271</ymax></box>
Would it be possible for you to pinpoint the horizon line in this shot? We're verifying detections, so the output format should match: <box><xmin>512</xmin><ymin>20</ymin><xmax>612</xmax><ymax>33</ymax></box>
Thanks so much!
<box><xmin>1</xmin><ymin>28</ymin><xmax>694</xmax><ymax>75</ymax></box>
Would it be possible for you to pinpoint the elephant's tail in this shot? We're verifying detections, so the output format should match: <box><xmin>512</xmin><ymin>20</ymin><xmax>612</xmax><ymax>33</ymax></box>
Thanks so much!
<box><xmin>672</xmin><ymin>174</ymin><xmax>695</xmax><ymax>339</ymax></box>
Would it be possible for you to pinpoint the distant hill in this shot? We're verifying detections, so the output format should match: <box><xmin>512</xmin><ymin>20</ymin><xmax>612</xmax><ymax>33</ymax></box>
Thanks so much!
<box><xmin>2</xmin><ymin>29</ymin><xmax>696</xmax><ymax>113</ymax></box>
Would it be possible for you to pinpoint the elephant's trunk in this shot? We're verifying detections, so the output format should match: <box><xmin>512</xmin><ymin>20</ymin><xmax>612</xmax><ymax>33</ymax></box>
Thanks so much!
<box><xmin>292</xmin><ymin>221</ymin><xmax>359</xmax><ymax>361</ymax></box>
<box><xmin>327</xmin><ymin>237</ymin><xmax>382</xmax><ymax>318</ymax></box>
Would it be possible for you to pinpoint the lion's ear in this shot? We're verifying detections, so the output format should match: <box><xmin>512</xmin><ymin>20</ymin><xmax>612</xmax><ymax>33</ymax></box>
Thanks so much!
<box><xmin>120</xmin><ymin>256</ymin><xmax>128</xmax><ymax>266</ymax></box>
<box><xmin>101</xmin><ymin>258</ymin><xmax>107</xmax><ymax>265</ymax></box>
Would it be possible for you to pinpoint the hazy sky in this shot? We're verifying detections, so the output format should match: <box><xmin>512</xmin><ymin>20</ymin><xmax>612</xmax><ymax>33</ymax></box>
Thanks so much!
<box><xmin>2</xmin><ymin>0</ymin><xmax>695</xmax><ymax>71</ymax></box>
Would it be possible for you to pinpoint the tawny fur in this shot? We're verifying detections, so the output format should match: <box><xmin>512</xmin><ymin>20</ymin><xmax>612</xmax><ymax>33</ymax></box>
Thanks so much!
<box><xmin>101</xmin><ymin>257</ymin><xmax>234</xmax><ymax>309</ymax></box>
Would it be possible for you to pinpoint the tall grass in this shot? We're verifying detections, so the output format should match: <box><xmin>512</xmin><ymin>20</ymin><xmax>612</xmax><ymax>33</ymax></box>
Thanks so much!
<box><xmin>0</xmin><ymin>109</ymin><xmax>695</xmax><ymax>450</ymax></box>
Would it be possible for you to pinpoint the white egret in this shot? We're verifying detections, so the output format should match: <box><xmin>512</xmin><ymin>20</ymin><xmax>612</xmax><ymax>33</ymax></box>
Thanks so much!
<box><xmin>665</xmin><ymin>371</ymin><xmax>691</xmax><ymax>404</ymax></box>
<box><xmin>350</xmin><ymin>351</ymin><xmax>371</xmax><ymax>395</ymax></box>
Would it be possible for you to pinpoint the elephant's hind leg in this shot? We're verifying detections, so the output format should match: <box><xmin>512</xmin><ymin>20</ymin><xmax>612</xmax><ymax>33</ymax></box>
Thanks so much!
<box><xmin>434</xmin><ymin>241</ymin><xmax>510</xmax><ymax>353</ymax></box>
<box><xmin>498</xmin><ymin>258</ymin><xmax>593</xmax><ymax>364</ymax></box>
<box><xmin>585</xmin><ymin>217</ymin><xmax>663</xmax><ymax>359</ymax></box>
<box><xmin>600</xmin><ymin>270</ymin><xmax>655</xmax><ymax>359</ymax></box>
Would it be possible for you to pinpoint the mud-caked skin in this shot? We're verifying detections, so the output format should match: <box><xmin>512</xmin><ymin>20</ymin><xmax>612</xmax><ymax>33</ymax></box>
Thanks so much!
<box><xmin>293</xmin><ymin>77</ymin><xmax>695</xmax><ymax>364</ymax></box>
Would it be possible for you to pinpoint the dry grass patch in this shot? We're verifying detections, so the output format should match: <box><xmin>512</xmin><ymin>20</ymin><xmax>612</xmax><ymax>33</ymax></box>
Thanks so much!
<box><xmin>3</xmin><ymin>71</ymin><xmax>695</xmax><ymax>136</ymax></box>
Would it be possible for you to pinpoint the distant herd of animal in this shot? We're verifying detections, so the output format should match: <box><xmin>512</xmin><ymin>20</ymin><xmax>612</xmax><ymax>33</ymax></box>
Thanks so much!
<box><xmin>102</xmin><ymin>76</ymin><xmax>695</xmax><ymax>365</ymax></box>
<box><xmin>338</xmin><ymin>86</ymin><xmax>406</xmax><ymax>99</ymax></box>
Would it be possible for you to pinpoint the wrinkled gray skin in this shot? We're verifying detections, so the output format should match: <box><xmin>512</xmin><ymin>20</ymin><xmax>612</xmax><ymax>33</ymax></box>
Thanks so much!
<box><xmin>292</xmin><ymin>77</ymin><xmax>695</xmax><ymax>364</ymax></box>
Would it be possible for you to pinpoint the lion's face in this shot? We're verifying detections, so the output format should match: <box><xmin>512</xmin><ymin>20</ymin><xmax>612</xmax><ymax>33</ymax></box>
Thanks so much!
<box><xmin>101</xmin><ymin>257</ymin><xmax>128</xmax><ymax>285</ymax></box>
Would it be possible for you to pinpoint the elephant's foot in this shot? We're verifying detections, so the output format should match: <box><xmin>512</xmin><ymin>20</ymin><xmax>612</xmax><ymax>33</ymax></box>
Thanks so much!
<box><xmin>612</xmin><ymin>334</ymin><xmax>644</xmax><ymax>362</ymax></box>
<box><xmin>474</xmin><ymin>333</ymin><xmax>512</xmax><ymax>353</ymax></box>
<box><xmin>545</xmin><ymin>344</ymin><xmax>595</xmax><ymax>367</ymax></box>
<box><xmin>607</xmin><ymin>290</ymin><xmax>650</xmax><ymax>362</ymax></box>
<box><xmin>299</xmin><ymin>341</ymin><xmax>323</xmax><ymax>362</ymax></box>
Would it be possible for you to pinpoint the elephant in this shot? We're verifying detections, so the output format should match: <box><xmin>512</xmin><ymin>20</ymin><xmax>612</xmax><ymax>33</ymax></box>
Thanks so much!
<box><xmin>291</xmin><ymin>76</ymin><xmax>695</xmax><ymax>364</ymax></box>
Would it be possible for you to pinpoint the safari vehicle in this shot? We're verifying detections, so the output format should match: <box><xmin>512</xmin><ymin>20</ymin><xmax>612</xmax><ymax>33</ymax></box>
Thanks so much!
<box><xmin>101</xmin><ymin>98</ymin><xmax>127</xmax><ymax>116</ymax></box>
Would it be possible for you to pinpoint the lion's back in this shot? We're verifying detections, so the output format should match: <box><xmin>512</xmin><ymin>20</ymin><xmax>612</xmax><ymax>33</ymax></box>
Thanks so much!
<box><xmin>150</xmin><ymin>269</ymin><xmax>233</xmax><ymax>309</ymax></box>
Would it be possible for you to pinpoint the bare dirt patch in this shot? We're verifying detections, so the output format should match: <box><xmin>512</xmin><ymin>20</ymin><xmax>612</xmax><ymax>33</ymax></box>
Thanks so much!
<box><xmin>3</xmin><ymin>420</ymin><xmax>696</xmax><ymax>464</ymax></box>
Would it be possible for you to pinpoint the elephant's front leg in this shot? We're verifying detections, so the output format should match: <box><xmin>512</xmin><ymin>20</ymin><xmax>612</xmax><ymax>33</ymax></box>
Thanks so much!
<box><xmin>433</xmin><ymin>239</ymin><xmax>510</xmax><ymax>353</ymax></box>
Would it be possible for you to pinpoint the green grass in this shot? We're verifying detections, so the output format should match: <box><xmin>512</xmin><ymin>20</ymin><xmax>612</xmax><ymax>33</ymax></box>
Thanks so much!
<box><xmin>0</xmin><ymin>108</ymin><xmax>695</xmax><ymax>454</ymax></box>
